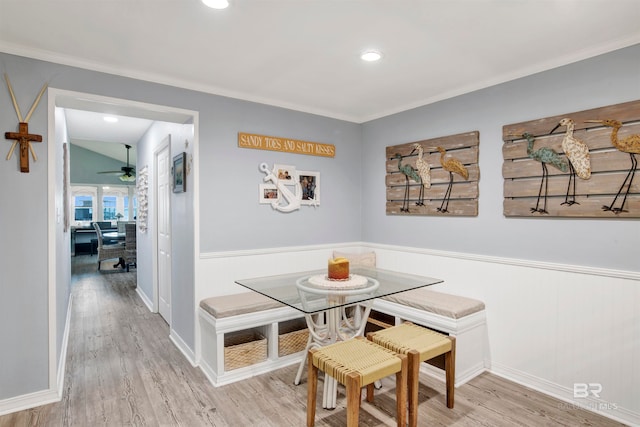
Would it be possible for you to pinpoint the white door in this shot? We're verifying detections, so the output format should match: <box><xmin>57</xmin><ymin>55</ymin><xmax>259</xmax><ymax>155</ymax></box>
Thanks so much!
<box><xmin>156</xmin><ymin>138</ymin><xmax>171</xmax><ymax>322</ymax></box>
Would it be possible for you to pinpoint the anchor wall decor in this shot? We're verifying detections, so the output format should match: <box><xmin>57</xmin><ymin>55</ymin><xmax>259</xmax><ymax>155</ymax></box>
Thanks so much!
<box><xmin>3</xmin><ymin>74</ymin><xmax>48</xmax><ymax>173</ymax></box>
<box><xmin>259</xmin><ymin>162</ymin><xmax>302</xmax><ymax>213</ymax></box>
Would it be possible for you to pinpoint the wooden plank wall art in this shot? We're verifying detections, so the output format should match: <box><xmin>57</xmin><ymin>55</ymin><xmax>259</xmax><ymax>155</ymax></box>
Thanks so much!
<box><xmin>502</xmin><ymin>100</ymin><xmax>640</xmax><ymax>217</ymax></box>
<box><xmin>386</xmin><ymin>131</ymin><xmax>479</xmax><ymax>216</ymax></box>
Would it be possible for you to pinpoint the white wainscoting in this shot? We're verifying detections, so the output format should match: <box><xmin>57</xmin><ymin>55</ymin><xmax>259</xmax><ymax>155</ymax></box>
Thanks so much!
<box><xmin>196</xmin><ymin>242</ymin><xmax>639</xmax><ymax>426</ymax></box>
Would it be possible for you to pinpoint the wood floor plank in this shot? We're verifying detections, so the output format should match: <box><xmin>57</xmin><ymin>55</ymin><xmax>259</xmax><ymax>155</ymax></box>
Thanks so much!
<box><xmin>0</xmin><ymin>255</ymin><xmax>627</xmax><ymax>427</ymax></box>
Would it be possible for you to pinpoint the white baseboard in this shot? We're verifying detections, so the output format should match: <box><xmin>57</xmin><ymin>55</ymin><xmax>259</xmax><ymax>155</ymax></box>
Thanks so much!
<box><xmin>56</xmin><ymin>296</ymin><xmax>73</xmax><ymax>397</ymax></box>
<box><xmin>136</xmin><ymin>286</ymin><xmax>153</xmax><ymax>312</ymax></box>
<box><xmin>490</xmin><ymin>362</ymin><xmax>640</xmax><ymax>426</ymax></box>
<box><xmin>170</xmin><ymin>328</ymin><xmax>196</xmax><ymax>367</ymax></box>
<box><xmin>0</xmin><ymin>389</ymin><xmax>60</xmax><ymax>417</ymax></box>
<box><xmin>0</xmin><ymin>294</ymin><xmax>74</xmax><ymax>416</ymax></box>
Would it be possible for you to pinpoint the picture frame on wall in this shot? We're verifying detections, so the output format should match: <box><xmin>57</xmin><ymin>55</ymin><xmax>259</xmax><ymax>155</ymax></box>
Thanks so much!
<box><xmin>273</xmin><ymin>164</ymin><xmax>296</xmax><ymax>182</ymax></box>
<box><xmin>298</xmin><ymin>170</ymin><xmax>320</xmax><ymax>205</ymax></box>
<box><xmin>259</xmin><ymin>184</ymin><xmax>278</xmax><ymax>203</ymax></box>
<box><xmin>173</xmin><ymin>152</ymin><xmax>186</xmax><ymax>193</ymax></box>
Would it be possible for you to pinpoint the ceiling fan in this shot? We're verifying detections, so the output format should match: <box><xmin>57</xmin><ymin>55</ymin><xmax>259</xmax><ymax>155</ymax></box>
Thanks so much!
<box><xmin>97</xmin><ymin>144</ymin><xmax>136</xmax><ymax>182</ymax></box>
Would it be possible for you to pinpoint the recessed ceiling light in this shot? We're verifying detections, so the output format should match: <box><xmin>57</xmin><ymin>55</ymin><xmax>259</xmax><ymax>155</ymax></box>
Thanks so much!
<box><xmin>202</xmin><ymin>0</ymin><xmax>229</xmax><ymax>9</ymax></box>
<box><xmin>103</xmin><ymin>116</ymin><xmax>118</xmax><ymax>123</ymax></box>
<box><xmin>361</xmin><ymin>50</ymin><xmax>382</xmax><ymax>62</ymax></box>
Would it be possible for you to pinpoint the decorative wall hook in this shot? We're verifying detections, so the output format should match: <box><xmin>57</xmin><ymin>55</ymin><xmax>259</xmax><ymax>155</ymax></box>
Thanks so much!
<box><xmin>4</xmin><ymin>74</ymin><xmax>48</xmax><ymax>173</ymax></box>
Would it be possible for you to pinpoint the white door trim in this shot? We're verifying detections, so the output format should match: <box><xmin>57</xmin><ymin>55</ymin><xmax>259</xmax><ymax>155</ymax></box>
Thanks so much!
<box><xmin>154</xmin><ymin>137</ymin><xmax>172</xmax><ymax>322</ymax></box>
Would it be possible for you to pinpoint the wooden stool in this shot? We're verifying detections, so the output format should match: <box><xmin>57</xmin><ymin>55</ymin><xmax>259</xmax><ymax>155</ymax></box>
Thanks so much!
<box><xmin>307</xmin><ymin>336</ymin><xmax>407</xmax><ymax>427</ymax></box>
<box><xmin>367</xmin><ymin>322</ymin><xmax>455</xmax><ymax>427</ymax></box>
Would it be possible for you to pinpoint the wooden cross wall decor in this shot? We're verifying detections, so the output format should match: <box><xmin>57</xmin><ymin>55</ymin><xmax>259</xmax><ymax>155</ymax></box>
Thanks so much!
<box><xmin>6</xmin><ymin>122</ymin><xmax>42</xmax><ymax>172</ymax></box>
<box><xmin>3</xmin><ymin>74</ymin><xmax>48</xmax><ymax>173</ymax></box>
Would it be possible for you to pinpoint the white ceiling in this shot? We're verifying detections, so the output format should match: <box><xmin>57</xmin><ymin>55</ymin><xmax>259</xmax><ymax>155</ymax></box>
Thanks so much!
<box><xmin>63</xmin><ymin>109</ymin><xmax>153</xmax><ymax>164</ymax></box>
<box><xmin>1</xmin><ymin>0</ymin><xmax>640</xmax><ymax>160</ymax></box>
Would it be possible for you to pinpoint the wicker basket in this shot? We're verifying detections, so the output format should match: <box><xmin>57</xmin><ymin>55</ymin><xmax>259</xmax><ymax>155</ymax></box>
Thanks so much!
<box><xmin>278</xmin><ymin>318</ymin><xmax>309</xmax><ymax>357</ymax></box>
<box><xmin>224</xmin><ymin>329</ymin><xmax>267</xmax><ymax>371</ymax></box>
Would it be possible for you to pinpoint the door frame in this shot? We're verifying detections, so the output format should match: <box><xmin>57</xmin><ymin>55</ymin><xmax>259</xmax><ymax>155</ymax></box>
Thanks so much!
<box><xmin>47</xmin><ymin>88</ymin><xmax>198</xmax><ymax>395</ymax></box>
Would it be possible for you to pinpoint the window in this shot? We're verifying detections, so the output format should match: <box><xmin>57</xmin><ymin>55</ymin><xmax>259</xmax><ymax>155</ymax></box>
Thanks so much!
<box><xmin>74</xmin><ymin>195</ymin><xmax>93</xmax><ymax>221</ymax></box>
<box><xmin>123</xmin><ymin>195</ymin><xmax>138</xmax><ymax>220</ymax></box>
<box><xmin>103</xmin><ymin>196</ymin><xmax>117</xmax><ymax>220</ymax></box>
<box><xmin>71</xmin><ymin>185</ymin><xmax>135</xmax><ymax>225</ymax></box>
<box><xmin>103</xmin><ymin>186</ymin><xmax>130</xmax><ymax>220</ymax></box>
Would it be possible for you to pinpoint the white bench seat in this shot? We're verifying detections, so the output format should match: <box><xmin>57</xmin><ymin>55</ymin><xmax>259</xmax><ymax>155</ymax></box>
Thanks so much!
<box><xmin>198</xmin><ymin>286</ymin><xmax>488</xmax><ymax>388</ymax></box>
<box><xmin>383</xmin><ymin>288</ymin><xmax>485</xmax><ymax>319</ymax></box>
<box><xmin>198</xmin><ymin>292</ymin><xmax>307</xmax><ymax>387</ymax></box>
<box><xmin>200</xmin><ymin>292</ymin><xmax>284</xmax><ymax>318</ymax></box>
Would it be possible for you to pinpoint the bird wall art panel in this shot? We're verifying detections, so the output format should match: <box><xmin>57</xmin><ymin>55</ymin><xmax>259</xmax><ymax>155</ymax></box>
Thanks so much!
<box><xmin>502</xmin><ymin>99</ymin><xmax>640</xmax><ymax>218</ymax></box>
<box><xmin>386</xmin><ymin>131</ymin><xmax>479</xmax><ymax>216</ymax></box>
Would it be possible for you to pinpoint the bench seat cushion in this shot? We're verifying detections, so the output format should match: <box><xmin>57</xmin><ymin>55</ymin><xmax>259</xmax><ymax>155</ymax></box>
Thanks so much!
<box><xmin>383</xmin><ymin>288</ymin><xmax>485</xmax><ymax>319</ymax></box>
<box><xmin>332</xmin><ymin>250</ymin><xmax>376</xmax><ymax>267</ymax></box>
<box><xmin>200</xmin><ymin>292</ymin><xmax>284</xmax><ymax>318</ymax></box>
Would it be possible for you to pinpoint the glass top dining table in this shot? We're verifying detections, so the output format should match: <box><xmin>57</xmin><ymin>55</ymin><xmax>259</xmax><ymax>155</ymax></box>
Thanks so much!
<box><xmin>237</xmin><ymin>266</ymin><xmax>443</xmax><ymax>409</ymax></box>
<box><xmin>235</xmin><ymin>266</ymin><xmax>443</xmax><ymax>314</ymax></box>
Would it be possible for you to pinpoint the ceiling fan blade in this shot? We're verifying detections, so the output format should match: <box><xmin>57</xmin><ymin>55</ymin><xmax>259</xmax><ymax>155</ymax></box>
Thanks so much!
<box><xmin>97</xmin><ymin>144</ymin><xmax>136</xmax><ymax>176</ymax></box>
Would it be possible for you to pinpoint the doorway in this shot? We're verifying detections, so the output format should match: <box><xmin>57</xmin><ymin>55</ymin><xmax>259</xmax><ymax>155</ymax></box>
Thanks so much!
<box><xmin>48</xmin><ymin>88</ymin><xmax>198</xmax><ymax>394</ymax></box>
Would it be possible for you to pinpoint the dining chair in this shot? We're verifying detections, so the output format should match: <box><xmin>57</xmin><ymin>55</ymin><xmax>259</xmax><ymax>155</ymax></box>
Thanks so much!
<box><xmin>367</xmin><ymin>322</ymin><xmax>455</xmax><ymax>427</ymax></box>
<box><xmin>307</xmin><ymin>336</ymin><xmax>407</xmax><ymax>427</ymax></box>
<box><xmin>124</xmin><ymin>223</ymin><xmax>137</xmax><ymax>272</ymax></box>
<box><xmin>93</xmin><ymin>223</ymin><xmax>126</xmax><ymax>271</ymax></box>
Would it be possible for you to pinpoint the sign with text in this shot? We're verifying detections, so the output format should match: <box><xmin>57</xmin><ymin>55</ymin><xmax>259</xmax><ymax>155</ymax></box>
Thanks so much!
<box><xmin>238</xmin><ymin>132</ymin><xmax>335</xmax><ymax>158</ymax></box>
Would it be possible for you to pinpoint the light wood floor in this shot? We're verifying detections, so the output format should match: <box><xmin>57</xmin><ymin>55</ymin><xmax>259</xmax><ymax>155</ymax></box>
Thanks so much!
<box><xmin>0</xmin><ymin>255</ymin><xmax>625</xmax><ymax>426</ymax></box>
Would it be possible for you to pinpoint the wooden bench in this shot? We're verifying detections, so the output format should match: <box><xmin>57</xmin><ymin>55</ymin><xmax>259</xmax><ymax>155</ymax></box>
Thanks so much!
<box><xmin>371</xmin><ymin>288</ymin><xmax>488</xmax><ymax>386</ymax></box>
<box><xmin>198</xmin><ymin>292</ymin><xmax>309</xmax><ymax>387</ymax></box>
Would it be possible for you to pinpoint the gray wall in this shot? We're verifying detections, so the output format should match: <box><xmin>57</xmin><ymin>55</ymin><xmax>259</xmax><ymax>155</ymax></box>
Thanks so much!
<box><xmin>134</xmin><ymin>121</ymin><xmax>196</xmax><ymax>348</ymax></box>
<box><xmin>0</xmin><ymin>56</ymin><xmax>50</xmax><ymax>398</ymax></box>
<box><xmin>197</xmin><ymin>99</ymin><xmax>362</xmax><ymax>252</ymax></box>
<box><xmin>361</xmin><ymin>44</ymin><xmax>640</xmax><ymax>271</ymax></box>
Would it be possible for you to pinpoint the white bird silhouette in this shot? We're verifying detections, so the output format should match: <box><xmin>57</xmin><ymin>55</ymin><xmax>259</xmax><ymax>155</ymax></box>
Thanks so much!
<box><xmin>550</xmin><ymin>118</ymin><xmax>591</xmax><ymax>206</ymax></box>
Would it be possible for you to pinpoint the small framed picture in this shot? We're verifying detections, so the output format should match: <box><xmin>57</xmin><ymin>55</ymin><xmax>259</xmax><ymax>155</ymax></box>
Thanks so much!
<box><xmin>259</xmin><ymin>184</ymin><xmax>278</xmax><ymax>203</ymax></box>
<box><xmin>173</xmin><ymin>152</ymin><xmax>186</xmax><ymax>193</ymax></box>
<box><xmin>298</xmin><ymin>170</ymin><xmax>320</xmax><ymax>205</ymax></box>
<box><xmin>273</xmin><ymin>164</ymin><xmax>296</xmax><ymax>183</ymax></box>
